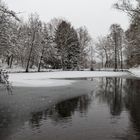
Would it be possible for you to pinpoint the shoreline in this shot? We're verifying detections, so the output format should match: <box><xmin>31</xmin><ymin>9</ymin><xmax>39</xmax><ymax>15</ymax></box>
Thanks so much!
<box><xmin>8</xmin><ymin>71</ymin><xmax>135</xmax><ymax>87</ymax></box>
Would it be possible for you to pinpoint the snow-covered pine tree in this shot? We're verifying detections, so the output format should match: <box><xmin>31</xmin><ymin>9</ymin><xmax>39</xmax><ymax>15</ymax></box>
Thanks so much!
<box><xmin>55</xmin><ymin>20</ymin><xmax>80</xmax><ymax>70</ymax></box>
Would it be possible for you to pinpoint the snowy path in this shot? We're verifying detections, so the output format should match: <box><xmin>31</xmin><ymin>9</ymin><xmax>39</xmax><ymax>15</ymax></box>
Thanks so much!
<box><xmin>9</xmin><ymin>71</ymin><xmax>130</xmax><ymax>87</ymax></box>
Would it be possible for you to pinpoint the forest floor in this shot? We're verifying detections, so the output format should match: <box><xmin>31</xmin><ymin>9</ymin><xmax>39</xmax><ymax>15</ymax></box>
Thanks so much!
<box><xmin>9</xmin><ymin>71</ymin><xmax>131</xmax><ymax>87</ymax></box>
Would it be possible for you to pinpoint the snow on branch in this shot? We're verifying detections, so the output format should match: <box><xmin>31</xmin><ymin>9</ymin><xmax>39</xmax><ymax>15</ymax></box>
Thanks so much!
<box><xmin>0</xmin><ymin>5</ymin><xmax>20</xmax><ymax>21</ymax></box>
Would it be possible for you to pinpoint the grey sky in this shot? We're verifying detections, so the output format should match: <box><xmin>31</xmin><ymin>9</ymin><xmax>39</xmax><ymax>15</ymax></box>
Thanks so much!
<box><xmin>5</xmin><ymin>0</ymin><xmax>129</xmax><ymax>38</ymax></box>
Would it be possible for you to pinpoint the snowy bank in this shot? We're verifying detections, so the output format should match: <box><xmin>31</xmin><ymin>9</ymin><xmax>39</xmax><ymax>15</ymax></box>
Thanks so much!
<box><xmin>129</xmin><ymin>66</ymin><xmax>140</xmax><ymax>77</ymax></box>
<box><xmin>9</xmin><ymin>71</ymin><xmax>130</xmax><ymax>87</ymax></box>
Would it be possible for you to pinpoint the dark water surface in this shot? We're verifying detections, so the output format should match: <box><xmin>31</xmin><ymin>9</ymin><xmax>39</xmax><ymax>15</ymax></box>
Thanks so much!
<box><xmin>0</xmin><ymin>77</ymin><xmax>140</xmax><ymax>140</ymax></box>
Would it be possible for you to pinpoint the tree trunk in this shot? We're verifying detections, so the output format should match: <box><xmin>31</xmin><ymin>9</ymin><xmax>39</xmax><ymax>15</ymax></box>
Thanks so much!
<box><xmin>101</xmin><ymin>56</ymin><xmax>104</xmax><ymax>69</ymax></box>
<box><xmin>9</xmin><ymin>54</ymin><xmax>13</xmax><ymax>68</ymax></box>
<box><xmin>38</xmin><ymin>47</ymin><xmax>44</xmax><ymax>72</ymax></box>
<box><xmin>114</xmin><ymin>33</ymin><xmax>118</xmax><ymax>71</ymax></box>
<box><xmin>120</xmin><ymin>47</ymin><xmax>123</xmax><ymax>71</ymax></box>
<box><xmin>105</xmin><ymin>51</ymin><xmax>109</xmax><ymax>68</ymax></box>
<box><xmin>25</xmin><ymin>31</ymin><xmax>36</xmax><ymax>73</ymax></box>
<box><xmin>6</xmin><ymin>55</ymin><xmax>10</xmax><ymax>66</ymax></box>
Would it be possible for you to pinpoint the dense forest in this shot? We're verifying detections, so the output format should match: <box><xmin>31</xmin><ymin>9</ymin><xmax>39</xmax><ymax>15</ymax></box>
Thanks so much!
<box><xmin>0</xmin><ymin>0</ymin><xmax>140</xmax><ymax>72</ymax></box>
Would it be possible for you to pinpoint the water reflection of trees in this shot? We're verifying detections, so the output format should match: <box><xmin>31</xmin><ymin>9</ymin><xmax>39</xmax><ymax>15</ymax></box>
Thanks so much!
<box><xmin>0</xmin><ymin>105</ymin><xmax>15</xmax><ymax>140</ymax></box>
<box><xmin>96</xmin><ymin>77</ymin><xmax>140</xmax><ymax>139</ymax></box>
<box><xmin>96</xmin><ymin>78</ymin><xmax>124</xmax><ymax>116</ymax></box>
<box><xmin>30</xmin><ymin>94</ymin><xmax>92</xmax><ymax>128</ymax></box>
<box><xmin>123</xmin><ymin>79</ymin><xmax>140</xmax><ymax>138</ymax></box>
<box><xmin>29</xmin><ymin>78</ymin><xmax>140</xmax><ymax>138</ymax></box>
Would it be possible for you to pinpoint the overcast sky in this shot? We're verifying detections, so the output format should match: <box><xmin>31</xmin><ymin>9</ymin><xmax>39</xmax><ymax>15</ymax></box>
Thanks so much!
<box><xmin>5</xmin><ymin>0</ymin><xmax>129</xmax><ymax>38</ymax></box>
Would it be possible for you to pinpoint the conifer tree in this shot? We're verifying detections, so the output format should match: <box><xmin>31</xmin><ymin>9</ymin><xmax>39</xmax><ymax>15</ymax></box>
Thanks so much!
<box><xmin>55</xmin><ymin>20</ymin><xmax>80</xmax><ymax>70</ymax></box>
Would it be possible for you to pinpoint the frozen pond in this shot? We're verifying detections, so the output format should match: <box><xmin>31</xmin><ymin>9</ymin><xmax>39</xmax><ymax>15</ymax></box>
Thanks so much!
<box><xmin>0</xmin><ymin>76</ymin><xmax>140</xmax><ymax>140</ymax></box>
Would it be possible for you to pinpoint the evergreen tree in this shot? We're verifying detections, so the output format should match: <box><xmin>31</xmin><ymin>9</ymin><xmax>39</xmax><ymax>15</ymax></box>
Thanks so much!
<box><xmin>55</xmin><ymin>20</ymin><xmax>80</xmax><ymax>70</ymax></box>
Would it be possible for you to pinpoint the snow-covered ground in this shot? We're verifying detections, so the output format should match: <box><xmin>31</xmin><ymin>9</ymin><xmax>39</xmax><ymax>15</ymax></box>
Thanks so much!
<box><xmin>9</xmin><ymin>71</ymin><xmax>130</xmax><ymax>87</ymax></box>
<box><xmin>129</xmin><ymin>66</ymin><xmax>140</xmax><ymax>77</ymax></box>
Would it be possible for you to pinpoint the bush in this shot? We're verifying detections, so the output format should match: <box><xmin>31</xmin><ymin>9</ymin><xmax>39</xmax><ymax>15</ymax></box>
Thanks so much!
<box><xmin>0</xmin><ymin>69</ymin><xmax>12</xmax><ymax>94</ymax></box>
<box><xmin>0</xmin><ymin>69</ymin><xmax>9</xmax><ymax>85</ymax></box>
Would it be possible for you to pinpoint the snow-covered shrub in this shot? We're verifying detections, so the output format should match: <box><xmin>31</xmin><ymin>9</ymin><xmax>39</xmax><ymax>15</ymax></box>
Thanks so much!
<box><xmin>0</xmin><ymin>69</ymin><xmax>9</xmax><ymax>85</ymax></box>
<box><xmin>0</xmin><ymin>69</ymin><xmax>12</xmax><ymax>94</ymax></box>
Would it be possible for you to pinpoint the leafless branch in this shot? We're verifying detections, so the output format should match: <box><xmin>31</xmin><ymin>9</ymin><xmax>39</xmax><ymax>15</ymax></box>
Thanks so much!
<box><xmin>0</xmin><ymin>5</ymin><xmax>20</xmax><ymax>21</ymax></box>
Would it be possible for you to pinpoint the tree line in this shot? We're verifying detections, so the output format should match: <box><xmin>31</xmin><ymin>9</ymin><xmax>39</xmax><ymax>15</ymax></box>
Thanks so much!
<box><xmin>95</xmin><ymin>0</ymin><xmax>140</xmax><ymax>70</ymax></box>
<box><xmin>0</xmin><ymin>0</ymin><xmax>140</xmax><ymax>72</ymax></box>
<box><xmin>0</xmin><ymin>1</ymin><xmax>92</xmax><ymax>72</ymax></box>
